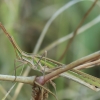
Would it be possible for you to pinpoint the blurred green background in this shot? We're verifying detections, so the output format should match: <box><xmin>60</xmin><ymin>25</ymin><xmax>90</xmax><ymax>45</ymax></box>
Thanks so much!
<box><xmin>0</xmin><ymin>0</ymin><xmax>100</xmax><ymax>100</ymax></box>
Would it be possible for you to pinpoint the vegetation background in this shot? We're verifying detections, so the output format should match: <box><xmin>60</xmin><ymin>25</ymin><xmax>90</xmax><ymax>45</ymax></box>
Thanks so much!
<box><xmin>0</xmin><ymin>0</ymin><xmax>100</xmax><ymax>100</ymax></box>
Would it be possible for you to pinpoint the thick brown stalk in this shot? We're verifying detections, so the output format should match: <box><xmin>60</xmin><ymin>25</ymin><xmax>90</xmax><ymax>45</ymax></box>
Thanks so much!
<box><xmin>36</xmin><ymin>51</ymin><xmax>100</xmax><ymax>85</ymax></box>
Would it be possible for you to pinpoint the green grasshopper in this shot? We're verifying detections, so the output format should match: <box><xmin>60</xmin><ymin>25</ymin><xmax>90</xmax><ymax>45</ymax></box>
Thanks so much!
<box><xmin>0</xmin><ymin>22</ymin><xmax>58</xmax><ymax>100</ymax></box>
<box><xmin>0</xmin><ymin>22</ymin><xmax>100</xmax><ymax>100</ymax></box>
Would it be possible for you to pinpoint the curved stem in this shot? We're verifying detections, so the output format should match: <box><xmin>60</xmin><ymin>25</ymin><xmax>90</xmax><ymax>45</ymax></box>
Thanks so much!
<box><xmin>59</xmin><ymin>0</ymin><xmax>98</xmax><ymax>61</ymax></box>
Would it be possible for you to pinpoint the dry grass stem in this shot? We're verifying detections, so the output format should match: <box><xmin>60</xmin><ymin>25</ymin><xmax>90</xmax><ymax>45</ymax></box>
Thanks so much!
<box><xmin>59</xmin><ymin>0</ymin><xmax>98</xmax><ymax>61</ymax></box>
<box><xmin>75</xmin><ymin>59</ymin><xmax>100</xmax><ymax>70</ymax></box>
<box><xmin>0</xmin><ymin>74</ymin><xmax>36</xmax><ymax>85</ymax></box>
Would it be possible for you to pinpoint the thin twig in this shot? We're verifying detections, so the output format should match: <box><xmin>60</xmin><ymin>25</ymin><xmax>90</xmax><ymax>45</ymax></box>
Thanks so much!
<box><xmin>59</xmin><ymin>0</ymin><xmax>98</xmax><ymax>61</ymax></box>
<box><xmin>33</xmin><ymin>0</ymin><xmax>84</xmax><ymax>54</ymax></box>
<box><xmin>0</xmin><ymin>84</ymin><xmax>12</xmax><ymax>100</ymax></box>
<box><xmin>39</xmin><ymin>15</ymin><xmax>100</xmax><ymax>54</ymax></box>
<box><xmin>2</xmin><ymin>83</ymin><xmax>16</xmax><ymax>100</ymax></box>
<box><xmin>75</xmin><ymin>59</ymin><xmax>100</xmax><ymax>70</ymax></box>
